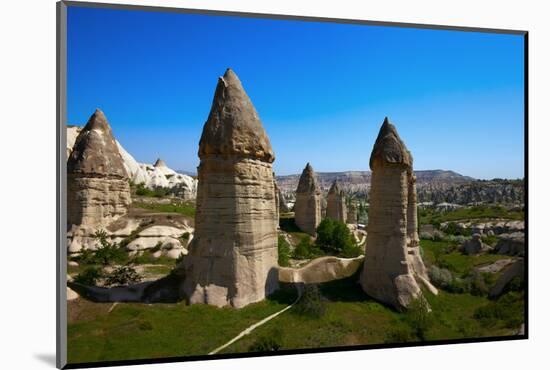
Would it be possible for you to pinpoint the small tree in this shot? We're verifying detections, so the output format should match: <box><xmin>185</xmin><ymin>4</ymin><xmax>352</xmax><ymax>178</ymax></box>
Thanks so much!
<box><xmin>104</xmin><ymin>266</ymin><xmax>142</xmax><ymax>286</ymax></box>
<box><xmin>277</xmin><ymin>235</ymin><xmax>291</xmax><ymax>267</ymax></box>
<box><xmin>404</xmin><ymin>296</ymin><xmax>433</xmax><ymax>340</ymax></box>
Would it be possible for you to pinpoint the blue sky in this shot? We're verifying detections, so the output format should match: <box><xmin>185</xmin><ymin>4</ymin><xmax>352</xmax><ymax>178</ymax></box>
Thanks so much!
<box><xmin>67</xmin><ymin>6</ymin><xmax>525</xmax><ymax>179</ymax></box>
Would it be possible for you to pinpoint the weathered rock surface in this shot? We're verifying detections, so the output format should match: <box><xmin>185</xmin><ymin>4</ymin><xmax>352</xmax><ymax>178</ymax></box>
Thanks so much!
<box><xmin>360</xmin><ymin>118</ymin><xmax>437</xmax><ymax>310</ymax></box>
<box><xmin>326</xmin><ymin>180</ymin><xmax>347</xmax><ymax>223</ymax></box>
<box><xmin>182</xmin><ymin>68</ymin><xmax>279</xmax><ymax>308</ymax></box>
<box><xmin>475</xmin><ymin>258</ymin><xmax>514</xmax><ymax>274</ymax></box>
<box><xmin>461</xmin><ymin>234</ymin><xmax>492</xmax><ymax>255</ymax></box>
<box><xmin>279</xmin><ymin>255</ymin><xmax>364</xmax><ymax>284</ymax></box>
<box><xmin>67</xmin><ymin>109</ymin><xmax>131</xmax><ymax>228</ymax></box>
<box><xmin>294</xmin><ymin>163</ymin><xmax>322</xmax><ymax>235</ymax></box>
<box><xmin>127</xmin><ymin>225</ymin><xmax>192</xmax><ymax>259</ymax></box>
<box><xmin>489</xmin><ymin>258</ymin><xmax>524</xmax><ymax>298</ymax></box>
<box><xmin>494</xmin><ymin>232</ymin><xmax>525</xmax><ymax>256</ymax></box>
<box><xmin>347</xmin><ymin>202</ymin><xmax>358</xmax><ymax>224</ymax></box>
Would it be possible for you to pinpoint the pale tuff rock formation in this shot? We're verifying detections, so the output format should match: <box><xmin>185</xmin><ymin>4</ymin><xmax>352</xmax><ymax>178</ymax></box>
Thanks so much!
<box><xmin>326</xmin><ymin>180</ymin><xmax>347</xmax><ymax>223</ymax></box>
<box><xmin>360</xmin><ymin>118</ymin><xmax>437</xmax><ymax>310</ymax></box>
<box><xmin>461</xmin><ymin>234</ymin><xmax>492</xmax><ymax>255</ymax></box>
<box><xmin>182</xmin><ymin>68</ymin><xmax>279</xmax><ymax>308</ymax></box>
<box><xmin>67</xmin><ymin>109</ymin><xmax>131</xmax><ymax>228</ymax></box>
<box><xmin>347</xmin><ymin>202</ymin><xmax>358</xmax><ymax>224</ymax></box>
<box><xmin>126</xmin><ymin>225</ymin><xmax>193</xmax><ymax>259</ymax></box>
<box><xmin>294</xmin><ymin>163</ymin><xmax>322</xmax><ymax>235</ymax></box>
<box><xmin>279</xmin><ymin>255</ymin><xmax>364</xmax><ymax>284</ymax></box>
<box><xmin>67</xmin><ymin>126</ymin><xmax>198</xmax><ymax>199</ymax></box>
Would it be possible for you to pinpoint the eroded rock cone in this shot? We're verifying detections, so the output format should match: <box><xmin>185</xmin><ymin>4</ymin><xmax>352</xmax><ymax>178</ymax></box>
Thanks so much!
<box><xmin>294</xmin><ymin>163</ymin><xmax>322</xmax><ymax>235</ymax></box>
<box><xmin>326</xmin><ymin>180</ymin><xmax>347</xmax><ymax>223</ymax></box>
<box><xmin>360</xmin><ymin>117</ymin><xmax>437</xmax><ymax>310</ymax></box>
<box><xmin>67</xmin><ymin>109</ymin><xmax>131</xmax><ymax>227</ymax></box>
<box><xmin>182</xmin><ymin>68</ymin><xmax>279</xmax><ymax>308</ymax></box>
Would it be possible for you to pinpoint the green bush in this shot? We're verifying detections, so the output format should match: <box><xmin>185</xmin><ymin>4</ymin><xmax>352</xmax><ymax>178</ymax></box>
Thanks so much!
<box><xmin>474</xmin><ymin>292</ymin><xmax>524</xmax><ymax>329</ymax></box>
<box><xmin>92</xmin><ymin>230</ymin><xmax>129</xmax><ymax>266</ymax></box>
<box><xmin>404</xmin><ymin>296</ymin><xmax>433</xmax><ymax>340</ymax></box>
<box><xmin>74</xmin><ymin>266</ymin><xmax>103</xmax><ymax>286</ymax></box>
<box><xmin>293</xmin><ymin>236</ymin><xmax>313</xmax><ymax>259</ymax></box>
<box><xmin>384</xmin><ymin>326</ymin><xmax>415</xmax><ymax>343</ymax></box>
<box><xmin>315</xmin><ymin>218</ymin><xmax>359</xmax><ymax>257</ymax></box>
<box><xmin>248</xmin><ymin>329</ymin><xmax>283</xmax><ymax>352</ymax></box>
<box><xmin>293</xmin><ymin>285</ymin><xmax>326</xmax><ymax>318</ymax></box>
<box><xmin>277</xmin><ymin>235</ymin><xmax>291</xmax><ymax>267</ymax></box>
<box><xmin>104</xmin><ymin>266</ymin><xmax>142</xmax><ymax>287</ymax></box>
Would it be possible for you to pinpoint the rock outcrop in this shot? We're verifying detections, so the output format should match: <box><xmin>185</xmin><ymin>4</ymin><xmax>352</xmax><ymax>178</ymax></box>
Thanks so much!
<box><xmin>294</xmin><ymin>163</ymin><xmax>322</xmax><ymax>235</ymax></box>
<box><xmin>347</xmin><ymin>202</ymin><xmax>358</xmax><ymax>224</ymax></box>
<box><xmin>326</xmin><ymin>180</ymin><xmax>347</xmax><ymax>223</ymax></box>
<box><xmin>360</xmin><ymin>118</ymin><xmax>437</xmax><ymax>310</ymax></box>
<box><xmin>182</xmin><ymin>68</ymin><xmax>279</xmax><ymax>308</ymax></box>
<box><xmin>489</xmin><ymin>258</ymin><xmax>524</xmax><ymax>298</ymax></box>
<box><xmin>279</xmin><ymin>255</ymin><xmax>364</xmax><ymax>284</ymax></box>
<box><xmin>494</xmin><ymin>232</ymin><xmax>525</xmax><ymax>256</ymax></box>
<box><xmin>67</xmin><ymin>109</ymin><xmax>131</xmax><ymax>228</ymax></box>
<box><xmin>461</xmin><ymin>234</ymin><xmax>492</xmax><ymax>255</ymax></box>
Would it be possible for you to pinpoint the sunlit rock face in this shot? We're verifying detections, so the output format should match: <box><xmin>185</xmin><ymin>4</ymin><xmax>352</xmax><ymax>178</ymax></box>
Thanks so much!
<box><xmin>67</xmin><ymin>109</ymin><xmax>131</xmax><ymax>228</ymax></box>
<box><xmin>294</xmin><ymin>163</ymin><xmax>322</xmax><ymax>236</ymax></box>
<box><xmin>326</xmin><ymin>180</ymin><xmax>347</xmax><ymax>223</ymax></box>
<box><xmin>182</xmin><ymin>68</ymin><xmax>279</xmax><ymax>308</ymax></box>
<box><xmin>360</xmin><ymin>117</ymin><xmax>437</xmax><ymax>310</ymax></box>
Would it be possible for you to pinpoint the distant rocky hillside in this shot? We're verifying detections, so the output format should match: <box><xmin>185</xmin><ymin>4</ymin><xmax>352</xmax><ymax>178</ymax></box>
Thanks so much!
<box><xmin>417</xmin><ymin>179</ymin><xmax>524</xmax><ymax>205</ymax></box>
<box><xmin>276</xmin><ymin>170</ymin><xmax>523</xmax><ymax>205</ymax></box>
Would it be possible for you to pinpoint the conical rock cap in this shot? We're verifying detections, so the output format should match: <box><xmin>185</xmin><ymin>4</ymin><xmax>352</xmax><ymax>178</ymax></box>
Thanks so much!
<box><xmin>68</xmin><ymin>109</ymin><xmax>127</xmax><ymax>178</ymax></box>
<box><xmin>198</xmin><ymin>68</ymin><xmax>274</xmax><ymax>162</ymax></box>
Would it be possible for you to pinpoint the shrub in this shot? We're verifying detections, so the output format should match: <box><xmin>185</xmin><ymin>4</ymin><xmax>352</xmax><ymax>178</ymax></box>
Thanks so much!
<box><xmin>104</xmin><ymin>266</ymin><xmax>142</xmax><ymax>286</ymax></box>
<box><xmin>474</xmin><ymin>292</ymin><xmax>524</xmax><ymax>329</ymax></box>
<box><xmin>248</xmin><ymin>329</ymin><xmax>283</xmax><ymax>352</ymax></box>
<box><xmin>404</xmin><ymin>296</ymin><xmax>433</xmax><ymax>340</ymax></box>
<box><xmin>315</xmin><ymin>218</ymin><xmax>358</xmax><ymax>257</ymax></box>
<box><xmin>92</xmin><ymin>230</ymin><xmax>128</xmax><ymax>266</ymax></box>
<box><xmin>179</xmin><ymin>232</ymin><xmax>190</xmax><ymax>241</ymax></box>
<box><xmin>293</xmin><ymin>236</ymin><xmax>313</xmax><ymax>259</ymax></box>
<box><xmin>277</xmin><ymin>235</ymin><xmax>291</xmax><ymax>267</ymax></box>
<box><xmin>293</xmin><ymin>285</ymin><xmax>326</xmax><ymax>318</ymax></box>
<box><xmin>74</xmin><ymin>266</ymin><xmax>103</xmax><ymax>286</ymax></box>
<box><xmin>384</xmin><ymin>327</ymin><xmax>415</xmax><ymax>343</ymax></box>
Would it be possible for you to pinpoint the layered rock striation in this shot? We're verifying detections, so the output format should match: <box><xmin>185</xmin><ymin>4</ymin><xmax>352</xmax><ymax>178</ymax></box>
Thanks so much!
<box><xmin>326</xmin><ymin>180</ymin><xmax>347</xmax><ymax>223</ymax></box>
<box><xmin>360</xmin><ymin>118</ymin><xmax>437</xmax><ymax>310</ymax></box>
<box><xmin>182</xmin><ymin>68</ymin><xmax>279</xmax><ymax>308</ymax></box>
<box><xmin>294</xmin><ymin>163</ymin><xmax>322</xmax><ymax>235</ymax></box>
<box><xmin>67</xmin><ymin>109</ymin><xmax>131</xmax><ymax>228</ymax></box>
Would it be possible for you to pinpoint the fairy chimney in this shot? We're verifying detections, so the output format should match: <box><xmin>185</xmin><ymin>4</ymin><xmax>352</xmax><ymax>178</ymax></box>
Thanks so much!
<box><xmin>360</xmin><ymin>117</ymin><xmax>437</xmax><ymax>310</ymax></box>
<box><xmin>294</xmin><ymin>163</ymin><xmax>322</xmax><ymax>235</ymax></box>
<box><xmin>67</xmin><ymin>109</ymin><xmax>131</xmax><ymax>227</ymax></box>
<box><xmin>182</xmin><ymin>68</ymin><xmax>279</xmax><ymax>308</ymax></box>
<box><xmin>326</xmin><ymin>180</ymin><xmax>347</xmax><ymax>223</ymax></box>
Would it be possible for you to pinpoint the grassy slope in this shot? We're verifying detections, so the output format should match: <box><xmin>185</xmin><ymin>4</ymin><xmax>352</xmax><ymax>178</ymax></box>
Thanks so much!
<box><xmin>221</xmin><ymin>278</ymin><xmax>513</xmax><ymax>354</ymax></box>
<box><xmin>420</xmin><ymin>240</ymin><xmax>511</xmax><ymax>275</ymax></box>
<box><xmin>419</xmin><ymin>205</ymin><xmax>524</xmax><ymax>225</ymax></box>
<box><xmin>132</xmin><ymin>201</ymin><xmax>196</xmax><ymax>217</ymax></box>
<box><xmin>67</xmin><ymin>288</ymin><xmax>296</xmax><ymax>364</ymax></box>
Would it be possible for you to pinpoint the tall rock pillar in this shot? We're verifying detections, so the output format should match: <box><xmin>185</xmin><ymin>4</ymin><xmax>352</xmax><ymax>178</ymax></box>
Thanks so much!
<box><xmin>294</xmin><ymin>163</ymin><xmax>322</xmax><ymax>235</ymax></box>
<box><xmin>67</xmin><ymin>109</ymin><xmax>131</xmax><ymax>228</ymax></box>
<box><xmin>182</xmin><ymin>68</ymin><xmax>279</xmax><ymax>308</ymax></box>
<box><xmin>326</xmin><ymin>180</ymin><xmax>347</xmax><ymax>223</ymax></box>
<box><xmin>360</xmin><ymin>117</ymin><xmax>437</xmax><ymax>310</ymax></box>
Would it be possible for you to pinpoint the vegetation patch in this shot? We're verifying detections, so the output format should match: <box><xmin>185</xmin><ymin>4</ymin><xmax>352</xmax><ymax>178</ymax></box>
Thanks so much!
<box><xmin>133</xmin><ymin>201</ymin><xmax>195</xmax><ymax>217</ymax></box>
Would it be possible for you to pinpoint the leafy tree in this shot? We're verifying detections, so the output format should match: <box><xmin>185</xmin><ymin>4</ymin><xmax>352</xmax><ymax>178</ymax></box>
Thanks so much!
<box><xmin>104</xmin><ymin>266</ymin><xmax>142</xmax><ymax>286</ymax></box>
<box><xmin>74</xmin><ymin>266</ymin><xmax>103</xmax><ymax>286</ymax></box>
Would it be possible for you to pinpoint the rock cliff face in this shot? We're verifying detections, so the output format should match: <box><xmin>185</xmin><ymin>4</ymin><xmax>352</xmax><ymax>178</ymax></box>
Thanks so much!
<box><xmin>294</xmin><ymin>163</ymin><xmax>322</xmax><ymax>235</ymax></box>
<box><xmin>326</xmin><ymin>180</ymin><xmax>347</xmax><ymax>223</ymax></box>
<box><xmin>182</xmin><ymin>69</ymin><xmax>279</xmax><ymax>308</ymax></box>
<box><xmin>67</xmin><ymin>109</ymin><xmax>131</xmax><ymax>228</ymax></box>
<box><xmin>360</xmin><ymin>118</ymin><xmax>437</xmax><ymax>310</ymax></box>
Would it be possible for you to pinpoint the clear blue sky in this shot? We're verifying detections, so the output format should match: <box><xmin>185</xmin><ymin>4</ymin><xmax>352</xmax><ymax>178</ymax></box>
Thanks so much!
<box><xmin>67</xmin><ymin>6</ymin><xmax>525</xmax><ymax>179</ymax></box>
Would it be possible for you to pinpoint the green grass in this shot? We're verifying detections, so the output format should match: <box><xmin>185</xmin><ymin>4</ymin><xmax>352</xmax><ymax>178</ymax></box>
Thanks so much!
<box><xmin>419</xmin><ymin>205</ymin><xmax>524</xmax><ymax>226</ymax></box>
<box><xmin>420</xmin><ymin>240</ymin><xmax>510</xmax><ymax>275</ymax></box>
<box><xmin>221</xmin><ymin>278</ymin><xmax>515</xmax><ymax>354</ymax></box>
<box><xmin>67</xmin><ymin>287</ymin><xmax>297</xmax><ymax>364</ymax></box>
<box><xmin>133</xmin><ymin>202</ymin><xmax>195</xmax><ymax>217</ymax></box>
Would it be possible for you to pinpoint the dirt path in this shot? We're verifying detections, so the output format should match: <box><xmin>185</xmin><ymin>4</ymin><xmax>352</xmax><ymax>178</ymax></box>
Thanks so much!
<box><xmin>208</xmin><ymin>286</ymin><xmax>303</xmax><ymax>355</ymax></box>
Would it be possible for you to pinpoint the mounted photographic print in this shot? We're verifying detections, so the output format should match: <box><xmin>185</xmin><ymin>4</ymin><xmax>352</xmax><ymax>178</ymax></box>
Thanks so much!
<box><xmin>56</xmin><ymin>1</ymin><xmax>527</xmax><ymax>368</ymax></box>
